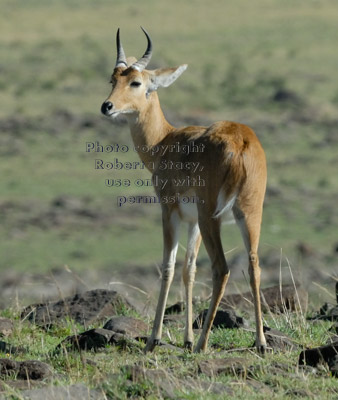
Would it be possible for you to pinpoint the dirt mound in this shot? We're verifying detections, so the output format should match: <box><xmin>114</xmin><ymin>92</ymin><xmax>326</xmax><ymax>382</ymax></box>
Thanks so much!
<box><xmin>21</xmin><ymin>289</ymin><xmax>134</xmax><ymax>328</ymax></box>
<box><xmin>220</xmin><ymin>284</ymin><xmax>308</xmax><ymax>313</ymax></box>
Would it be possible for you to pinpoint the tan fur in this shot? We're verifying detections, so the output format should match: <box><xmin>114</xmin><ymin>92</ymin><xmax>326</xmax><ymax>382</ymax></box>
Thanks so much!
<box><xmin>102</xmin><ymin>42</ymin><xmax>267</xmax><ymax>353</ymax></box>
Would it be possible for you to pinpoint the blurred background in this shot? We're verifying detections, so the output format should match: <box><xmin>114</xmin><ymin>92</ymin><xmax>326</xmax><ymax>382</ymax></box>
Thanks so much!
<box><xmin>0</xmin><ymin>0</ymin><xmax>337</xmax><ymax>309</ymax></box>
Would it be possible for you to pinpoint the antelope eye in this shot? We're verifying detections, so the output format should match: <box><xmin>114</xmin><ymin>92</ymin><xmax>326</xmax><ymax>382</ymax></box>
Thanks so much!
<box><xmin>130</xmin><ymin>81</ymin><xmax>142</xmax><ymax>88</ymax></box>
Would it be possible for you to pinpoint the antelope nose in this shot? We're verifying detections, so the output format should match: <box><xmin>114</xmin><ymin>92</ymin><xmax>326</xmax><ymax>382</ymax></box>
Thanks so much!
<box><xmin>101</xmin><ymin>101</ymin><xmax>113</xmax><ymax>115</ymax></box>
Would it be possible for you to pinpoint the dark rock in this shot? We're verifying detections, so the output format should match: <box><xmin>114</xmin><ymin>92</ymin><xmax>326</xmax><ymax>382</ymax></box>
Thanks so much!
<box><xmin>138</xmin><ymin>336</ymin><xmax>183</xmax><ymax>352</ymax></box>
<box><xmin>221</xmin><ymin>284</ymin><xmax>308</xmax><ymax>313</ymax></box>
<box><xmin>18</xmin><ymin>360</ymin><xmax>53</xmax><ymax>380</ymax></box>
<box><xmin>21</xmin><ymin>289</ymin><xmax>134</xmax><ymax>327</ymax></box>
<box><xmin>272</xmin><ymin>88</ymin><xmax>303</xmax><ymax>106</ymax></box>
<box><xmin>163</xmin><ymin>314</ymin><xmax>185</xmax><ymax>325</ymax></box>
<box><xmin>193</xmin><ymin>309</ymin><xmax>247</xmax><ymax>330</ymax></box>
<box><xmin>57</xmin><ymin>326</ymin><xmax>148</xmax><ymax>353</ymax></box>
<box><xmin>165</xmin><ymin>301</ymin><xmax>185</xmax><ymax>315</ymax></box>
<box><xmin>0</xmin><ymin>359</ymin><xmax>53</xmax><ymax>380</ymax></box>
<box><xmin>198</xmin><ymin>357</ymin><xmax>251</xmax><ymax>377</ymax></box>
<box><xmin>57</xmin><ymin>328</ymin><xmax>115</xmax><ymax>352</ymax></box>
<box><xmin>261</xmin><ymin>326</ymin><xmax>299</xmax><ymax>351</ymax></box>
<box><xmin>0</xmin><ymin>318</ymin><xmax>13</xmax><ymax>337</ymax></box>
<box><xmin>0</xmin><ymin>358</ymin><xmax>17</xmax><ymax>377</ymax></box>
<box><xmin>103</xmin><ymin>316</ymin><xmax>149</xmax><ymax>338</ymax></box>
<box><xmin>299</xmin><ymin>341</ymin><xmax>338</xmax><ymax>373</ymax></box>
<box><xmin>308</xmin><ymin>303</ymin><xmax>338</xmax><ymax>322</ymax></box>
<box><xmin>323</xmin><ymin>305</ymin><xmax>338</xmax><ymax>321</ymax></box>
<box><xmin>327</xmin><ymin>306</ymin><xmax>338</xmax><ymax>321</ymax></box>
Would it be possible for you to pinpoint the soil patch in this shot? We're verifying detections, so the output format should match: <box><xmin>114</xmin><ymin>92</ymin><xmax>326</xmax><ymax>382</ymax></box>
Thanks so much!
<box><xmin>21</xmin><ymin>289</ymin><xmax>134</xmax><ymax>328</ymax></box>
<box><xmin>193</xmin><ymin>309</ymin><xmax>247</xmax><ymax>330</ymax></box>
<box><xmin>220</xmin><ymin>284</ymin><xmax>308</xmax><ymax>313</ymax></box>
<box><xmin>0</xmin><ymin>359</ymin><xmax>53</xmax><ymax>380</ymax></box>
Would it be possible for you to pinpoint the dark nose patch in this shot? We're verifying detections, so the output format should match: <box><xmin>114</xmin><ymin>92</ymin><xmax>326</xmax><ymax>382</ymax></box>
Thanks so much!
<box><xmin>101</xmin><ymin>101</ymin><xmax>113</xmax><ymax>115</ymax></box>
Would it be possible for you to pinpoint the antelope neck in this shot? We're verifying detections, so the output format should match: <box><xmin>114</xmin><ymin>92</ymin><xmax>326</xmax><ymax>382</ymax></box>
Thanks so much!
<box><xmin>126</xmin><ymin>94</ymin><xmax>174</xmax><ymax>167</ymax></box>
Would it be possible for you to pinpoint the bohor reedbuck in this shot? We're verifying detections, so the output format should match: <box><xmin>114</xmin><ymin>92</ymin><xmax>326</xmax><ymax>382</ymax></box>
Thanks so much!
<box><xmin>101</xmin><ymin>28</ymin><xmax>267</xmax><ymax>353</ymax></box>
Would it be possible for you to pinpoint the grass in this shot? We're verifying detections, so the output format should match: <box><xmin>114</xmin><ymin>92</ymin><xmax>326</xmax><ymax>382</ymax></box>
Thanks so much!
<box><xmin>0</xmin><ymin>1</ymin><xmax>337</xmax><ymax>395</ymax></box>
<box><xmin>0</xmin><ymin>304</ymin><xmax>337</xmax><ymax>399</ymax></box>
<box><xmin>0</xmin><ymin>0</ymin><xmax>337</xmax><ymax>305</ymax></box>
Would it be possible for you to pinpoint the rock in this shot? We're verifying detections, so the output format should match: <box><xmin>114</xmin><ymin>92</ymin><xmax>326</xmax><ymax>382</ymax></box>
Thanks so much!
<box><xmin>0</xmin><ymin>359</ymin><xmax>53</xmax><ymax>380</ymax></box>
<box><xmin>103</xmin><ymin>316</ymin><xmax>149</xmax><ymax>338</ymax></box>
<box><xmin>326</xmin><ymin>305</ymin><xmax>338</xmax><ymax>321</ymax></box>
<box><xmin>0</xmin><ymin>318</ymin><xmax>13</xmax><ymax>337</ymax></box>
<box><xmin>21</xmin><ymin>289</ymin><xmax>134</xmax><ymax>327</ymax></box>
<box><xmin>220</xmin><ymin>284</ymin><xmax>308</xmax><ymax>313</ymax></box>
<box><xmin>57</xmin><ymin>326</ymin><xmax>147</xmax><ymax>353</ymax></box>
<box><xmin>57</xmin><ymin>328</ymin><xmax>115</xmax><ymax>352</ymax></box>
<box><xmin>299</xmin><ymin>341</ymin><xmax>338</xmax><ymax>374</ymax></box>
<box><xmin>260</xmin><ymin>326</ymin><xmax>299</xmax><ymax>351</ymax></box>
<box><xmin>165</xmin><ymin>301</ymin><xmax>185</xmax><ymax>315</ymax></box>
<box><xmin>163</xmin><ymin>314</ymin><xmax>185</xmax><ymax>326</ymax></box>
<box><xmin>193</xmin><ymin>309</ymin><xmax>247</xmax><ymax>330</ymax></box>
<box><xmin>18</xmin><ymin>360</ymin><xmax>53</xmax><ymax>380</ymax></box>
<box><xmin>18</xmin><ymin>383</ymin><xmax>105</xmax><ymax>400</ymax></box>
<box><xmin>317</xmin><ymin>304</ymin><xmax>338</xmax><ymax>321</ymax></box>
<box><xmin>198</xmin><ymin>357</ymin><xmax>251</xmax><ymax>377</ymax></box>
<box><xmin>272</xmin><ymin>88</ymin><xmax>303</xmax><ymax>106</ymax></box>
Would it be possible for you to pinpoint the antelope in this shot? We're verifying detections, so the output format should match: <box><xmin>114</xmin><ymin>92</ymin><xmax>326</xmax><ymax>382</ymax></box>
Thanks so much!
<box><xmin>101</xmin><ymin>28</ymin><xmax>267</xmax><ymax>353</ymax></box>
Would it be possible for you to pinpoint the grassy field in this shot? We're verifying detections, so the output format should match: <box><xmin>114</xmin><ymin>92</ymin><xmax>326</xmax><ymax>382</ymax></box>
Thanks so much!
<box><xmin>1</xmin><ymin>0</ymin><xmax>337</xmax><ymax>289</ymax></box>
<box><xmin>1</xmin><ymin>1</ymin><xmax>338</xmax><ymax>397</ymax></box>
<box><xmin>1</xmin><ymin>0</ymin><xmax>337</xmax><ymax>295</ymax></box>
<box><xmin>1</xmin><ymin>299</ymin><xmax>338</xmax><ymax>399</ymax></box>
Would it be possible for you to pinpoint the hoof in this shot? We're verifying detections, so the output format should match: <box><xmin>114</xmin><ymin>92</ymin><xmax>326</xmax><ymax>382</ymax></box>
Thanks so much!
<box><xmin>144</xmin><ymin>338</ymin><xmax>160</xmax><ymax>353</ymax></box>
<box><xmin>184</xmin><ymin>341</ymin><xmax>193</xmax><ymax>351</ymax></box>
<box><xmin>256</xmin><ymin>344</ymin><xmax>267</xmax><ymax>355</ymax></box>
<box><xmin>193</xmin><ymin>344</ymin><xmax>205</xmax><ymax>354</ymax></box>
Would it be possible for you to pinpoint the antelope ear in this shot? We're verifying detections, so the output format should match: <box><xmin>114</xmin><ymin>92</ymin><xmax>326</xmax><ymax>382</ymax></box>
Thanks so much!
<box><xmin>147</xmin><ymin>64</ymin><xmax>188</xmax><ymax>93</ymax></box>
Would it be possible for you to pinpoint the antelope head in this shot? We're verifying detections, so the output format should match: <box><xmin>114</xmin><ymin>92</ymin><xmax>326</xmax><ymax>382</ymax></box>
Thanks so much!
<box><xmin>101</xmin><ymin>28</ymin><xmax>188</xmax><ymax>119</ymax></box>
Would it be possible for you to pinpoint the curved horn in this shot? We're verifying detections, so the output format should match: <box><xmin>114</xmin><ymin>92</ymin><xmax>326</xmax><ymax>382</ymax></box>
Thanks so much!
<box><xmin>131</xmin><ymin>27</ymin><xmax>153</xmax><ymax>72</ymax></box>
<box><xmin>115</xmin><ymin>28</ymin><xmax>128</xmax><ymax>68</ymax></box>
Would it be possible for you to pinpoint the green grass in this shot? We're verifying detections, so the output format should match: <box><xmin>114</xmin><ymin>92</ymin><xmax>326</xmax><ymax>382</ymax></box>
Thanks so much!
<box><xmin>0</xmin><ymin>306</ymin><xmax>337</xmax><ymax>399</ymax></box>
<box><xmin>0</xmin><ymin>0</ymin><xmax>337</xmax><ymax>311</ymax></box>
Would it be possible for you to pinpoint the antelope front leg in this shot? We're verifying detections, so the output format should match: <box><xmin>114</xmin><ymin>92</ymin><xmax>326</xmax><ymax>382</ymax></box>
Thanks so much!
<box><xmin>182</xmin><ymin>223</ymin><xmax>201</xmax><ymax>350</ymax></box>
<box><xmin>144</xmin><ymin>207</ymin><xmax>180</xmax><ymax>353</ymax></box>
